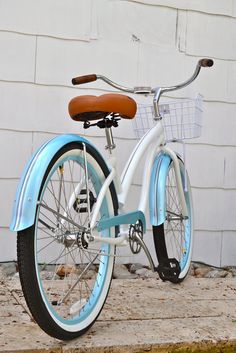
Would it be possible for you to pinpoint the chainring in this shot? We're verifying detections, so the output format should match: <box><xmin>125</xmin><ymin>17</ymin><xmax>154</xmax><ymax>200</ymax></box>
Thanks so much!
<box><xmin>129</xmin><ymin>220</ymin><xmax>143</xmax><ymax>254</ymax></box>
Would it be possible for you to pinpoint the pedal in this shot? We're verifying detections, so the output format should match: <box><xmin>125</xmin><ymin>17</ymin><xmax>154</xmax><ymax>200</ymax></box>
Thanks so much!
<box><xmin>157</xmin><ymin>258</ymin><xmax>181</xmax><ymax>284</ymax></box>
<box><xmin>73</xmin><ymin>189</ymin><xmax>96</xmax><ymax>213</ymax></box>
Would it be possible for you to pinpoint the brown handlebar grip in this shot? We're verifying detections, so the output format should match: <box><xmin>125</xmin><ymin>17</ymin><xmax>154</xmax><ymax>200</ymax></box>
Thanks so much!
<box><xmin>199</xmin><ymin>58</ymin><xmax>214</xmax><ymax>67</ymax></box>
<box><xmin>72</xmin><ymin>74</ymin><xmax>97</xmax><ymax>85</ymax></box>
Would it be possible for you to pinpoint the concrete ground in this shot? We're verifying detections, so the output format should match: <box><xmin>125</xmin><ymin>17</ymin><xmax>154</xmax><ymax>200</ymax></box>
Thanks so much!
<box><xmin>1</xmin><ymin>274</ymin><xmax>236</xmax><ymax>353</ymax></box>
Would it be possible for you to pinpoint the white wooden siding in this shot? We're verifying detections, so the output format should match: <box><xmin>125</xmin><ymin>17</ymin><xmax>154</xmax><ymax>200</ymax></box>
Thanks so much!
<box><xmin>0</xmin><ymin>0</ymin><xmax>235</xmax><ymax>267</ymax></box>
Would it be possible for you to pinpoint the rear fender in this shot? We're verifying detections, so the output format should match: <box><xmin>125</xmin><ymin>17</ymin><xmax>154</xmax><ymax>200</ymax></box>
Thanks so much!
<box><xmin>10</xmin><ymin>134</ymin><xmax>96</xmax><ymax>232</ymax></box>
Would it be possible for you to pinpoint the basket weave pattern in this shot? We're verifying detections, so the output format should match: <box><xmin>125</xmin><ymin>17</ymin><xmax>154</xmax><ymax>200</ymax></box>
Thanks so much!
<box><xmin>133</xmin><ymin>96</ymin><xmax>203</xmax><ymax>142</ymax></box>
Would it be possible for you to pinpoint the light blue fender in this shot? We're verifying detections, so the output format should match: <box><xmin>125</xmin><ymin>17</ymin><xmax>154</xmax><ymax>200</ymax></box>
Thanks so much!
<box><xmin>10</xmin><ymin>134</ymin><xmax>96</xmax><ymax>232</ymax></box>
<box><xmin>149</xmin><ymin>152</ymin><xmax>172</xmax><ymax>226</ymax></box>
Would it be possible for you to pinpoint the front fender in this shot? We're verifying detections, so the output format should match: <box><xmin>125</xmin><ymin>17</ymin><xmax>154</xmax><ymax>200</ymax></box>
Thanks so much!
<box><xmin>10</xmin><ymin>134</ymin><xmax>95</xmax><ymax>232</ymax></box>
<box><xmin>149</xmin><ymin>152</ymin><xmax>172</xmax><ymax>226</ymax></box>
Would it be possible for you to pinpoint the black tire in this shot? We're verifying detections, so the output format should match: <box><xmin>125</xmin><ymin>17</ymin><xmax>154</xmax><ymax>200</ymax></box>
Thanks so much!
<box><xmin>17</xmin><ymin>142</ymin><xmax>118</xmax><ymax>340</ymax></box>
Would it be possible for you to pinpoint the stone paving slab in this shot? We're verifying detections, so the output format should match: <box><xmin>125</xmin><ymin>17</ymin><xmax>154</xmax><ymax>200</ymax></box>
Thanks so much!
<box><xmin>1</xmin><ymin>276</ymin><xmax>236</xmax><ymax>352</ymax></box>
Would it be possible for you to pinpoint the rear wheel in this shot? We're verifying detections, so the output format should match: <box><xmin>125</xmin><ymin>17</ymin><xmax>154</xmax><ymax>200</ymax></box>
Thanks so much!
<box><xmin>153</xmin><ymin>159</ymin><xmax>193</xmax><ymax>282</ymax></box>
<box><xmin>17</xmin><ymin>142</ymin><xmax>118</xmax><ymax>340</ymax></box>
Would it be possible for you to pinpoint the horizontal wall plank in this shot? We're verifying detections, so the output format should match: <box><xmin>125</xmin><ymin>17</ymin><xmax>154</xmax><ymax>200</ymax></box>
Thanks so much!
<box><xmin>185</xmin><ymin>12</ymin><xmax>236</xmax><ymax>60</ymax></box>
<box><xmin>0</xmin><ymin>131</ymin><xmax>32</xmax><ymax>178</ymax></box>
<box><xmin>222</xmin><ymin>231</ymin><xmax>236</xmax><ymax>266</ymax></box>
<box><xmin>98</xmin><ymin>1</ymin><xmax>177</xmax><ymax>46</ymax></box>
<box><xmin>0</xmin><ymin>179</ymin><xmax>19</xmax><ymax>227</ymax></box>
<box><xmin>185</xmin><ymin>144</ymin><xmax>225</xmax><ymax>188</ymax></box>
<box><xmin>192</xmin><ymin>188</ymin><xmax>236</xmax><ymax>231</ymax></box>
<box><xmin>172</xmin><ymin>144</ymin><xmax>236</xmax><ymax>189</ymax></box>
<box><xmin>35</xmin><ymin>36</ymin><xmax>233</xmax><ymax>104</ymax></box>
<box><xmin>223</xmin><ymin>148</ymin><xmax>236</xmax><ymax>189</ymax></box>
<box><xmin>192</xmin><ymin>230</ymin><xmax>222</xmax><ymax>267</ymax></box>
<box><xmin>0</xmin><ymin>0</ymin><xmax>92</xmax><ymax>40</ymax></box>
<box><xmin>136</xmin><ymin>46</ymin><xmax>220</xmax><ymax>102</ymax></box>
<box><xmin>36</xmin><ymin>36</ymin><xmax>139</xmax><ymax>88</ymax></box>
<box><xmin>0</xmin><ymin>82</ymin><xmax>77</xmax><ymax>133</ymax></box>
<box><xmin>197</xmin><ymin>102</ymin><xmax>236</xmax><ymax>145</ymax></box>
<box><xmin>0</xmin><ymin>31</ymin><xmax>35</xmax><ymax>82</ymax></box>
<box><xmin>0</xmin><ymin>228</ymin><xmax>16</xmax><ymax>261</ymax></box>
<box><xmin>121</xmin><ymin>0</ymin><xmax>234</xmax><ymax>17</ymax></box>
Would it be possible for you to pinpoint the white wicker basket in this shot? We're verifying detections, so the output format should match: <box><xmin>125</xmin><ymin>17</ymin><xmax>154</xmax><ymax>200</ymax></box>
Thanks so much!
<box><xmin>133</xmin><ymin>95</ymin><xmax>203</xmax><ymax>141</ymax></box>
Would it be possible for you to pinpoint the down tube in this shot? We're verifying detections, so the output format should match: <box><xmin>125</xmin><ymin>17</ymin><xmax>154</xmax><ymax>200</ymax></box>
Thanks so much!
<box><xmin>119</xmin><ymin>122</ymin><xmax>164</xmax><ymax>210</ymax></box>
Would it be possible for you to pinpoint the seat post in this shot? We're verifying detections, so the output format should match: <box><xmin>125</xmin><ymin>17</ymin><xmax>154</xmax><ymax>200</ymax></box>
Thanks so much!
<box><xmin>105</xmin><ymin>127</ymin><xmax>116</xmax><ymax>153</ymax></box>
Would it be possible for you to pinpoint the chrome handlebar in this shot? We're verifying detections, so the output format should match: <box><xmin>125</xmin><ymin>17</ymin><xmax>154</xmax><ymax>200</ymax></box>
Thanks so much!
<box><xmin>72</xmin><ymin>58</ymin><xmax>214</xmax><ymax>117</ymax></box>
<box><xmin>96</xmin><ymin>75</ymin><xmax>136</xmax><ymax>94</ymax></box>
<box><xmin>152</xmin><ymin>58</ymin><xmax>213</xmax><ymax>117</ymax></box>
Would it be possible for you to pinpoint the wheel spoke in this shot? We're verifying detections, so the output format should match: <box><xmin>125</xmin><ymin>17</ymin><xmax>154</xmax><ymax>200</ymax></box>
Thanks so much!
<box><xmin>58</xmin><ymin>253</ymin><xmax>100</xmax><ymax>305</ymax></box>
<box><xmin>38</xmin><ymin>202</ymin><xmax>86</xmax><ymax>231</ymax></box>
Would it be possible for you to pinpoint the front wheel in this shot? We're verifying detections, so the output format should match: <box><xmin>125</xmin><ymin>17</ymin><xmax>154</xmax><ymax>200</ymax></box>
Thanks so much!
<box><xmin>153</xmin><ymin>158</ymin><xmax>193</xmax><ymax>283</ymax></box>
<box><xmin>17</xmin><ymin>142</ymin><xmax>118</xmax><ymax>340</ymax></box>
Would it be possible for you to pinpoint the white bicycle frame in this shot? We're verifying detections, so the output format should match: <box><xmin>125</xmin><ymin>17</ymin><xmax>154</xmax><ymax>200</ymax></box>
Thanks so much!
<box><xmin>68</xmin><ymin>58</ymin><xmax>214</xmax><ymax>247</ymax></box>
<box><xmin>88</xmin><ymin>118</ymin><xmax>188</xmax><ymax>246</ymax></box>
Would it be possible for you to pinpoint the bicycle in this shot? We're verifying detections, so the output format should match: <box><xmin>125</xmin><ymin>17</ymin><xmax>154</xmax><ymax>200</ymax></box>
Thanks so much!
<box><xmin>10</xmin><ymin>58</ymin><xmax>213</xmax><ymax>340</ymax></box>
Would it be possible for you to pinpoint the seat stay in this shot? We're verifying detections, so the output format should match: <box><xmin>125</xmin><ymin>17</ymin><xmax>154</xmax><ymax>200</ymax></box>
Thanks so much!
<box><xmin>90</xmin><ymin>167</ymin><xmax>116</xmax><ymax>230</ymax></box>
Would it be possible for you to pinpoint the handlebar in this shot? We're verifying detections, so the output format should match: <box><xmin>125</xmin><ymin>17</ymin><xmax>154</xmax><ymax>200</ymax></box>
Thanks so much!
<box><xmin>72</xmin><ymin>74</ymin><xmax>97</xmax><ymax>85</ymax></box>
<box><xmin>159</xmin><ymin>58</ymin><xmax>213</xmax><ymax>94</ymax></box>
<box><xmin>72</xmin><ymin>58</ymin><xmax>214</xmax><ymax>117</ymax></box>
<box><xmin>72</xmin><ymin>73</ymin><xmax>135</xmax><ymax>93</ymax></box>
<box><xmin>199</xmin><ymin>58</ymin><xmax>214</xmax><ymax>67</ymax></box>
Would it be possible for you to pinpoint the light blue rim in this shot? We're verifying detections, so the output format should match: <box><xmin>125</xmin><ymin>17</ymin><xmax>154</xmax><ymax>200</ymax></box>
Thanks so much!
<box><xmin>35</xmin><ymin>151</ymin><xmax>112</xmax><ymax>326</ymax></box>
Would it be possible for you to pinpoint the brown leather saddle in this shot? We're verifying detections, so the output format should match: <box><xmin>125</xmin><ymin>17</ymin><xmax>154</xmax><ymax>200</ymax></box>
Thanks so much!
<box><xmin>68</xmin><ymin>93</ymin><xmax>137</xmax><ymax>122</ymax></box>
